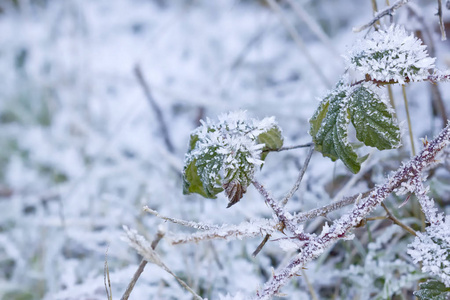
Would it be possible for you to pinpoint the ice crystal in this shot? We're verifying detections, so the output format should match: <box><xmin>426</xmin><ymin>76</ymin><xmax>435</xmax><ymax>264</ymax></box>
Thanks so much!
<box><xmin>408</xmin><ymin>218</ymin><xmax>450</xmax><ymax>287</ymax></box>
<box><xmin>346</xmin><ymin>25</ymin><xmax>435</xmax><ymax>84</ymax></box>
<box><xmin>183</xmin><ymin>110</ymin><xmax>283</xmax><ymax>207</ymax></box>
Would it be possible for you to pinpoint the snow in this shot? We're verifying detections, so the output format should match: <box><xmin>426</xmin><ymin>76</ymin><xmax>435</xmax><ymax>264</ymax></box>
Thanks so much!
<box><xmin>1</xmin><ymin>1</ymin><xmax>450</xmax><ymax>300</ymax></box>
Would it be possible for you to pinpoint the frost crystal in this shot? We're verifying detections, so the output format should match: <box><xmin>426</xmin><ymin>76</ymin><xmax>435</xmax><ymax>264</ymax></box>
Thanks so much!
<box><xmin>346</xmin><ymin>25</ymin><xmax>435</xmax><ymax>84</ymax></box>
<box><xmin>408</xmin><ymin>218</ymin><xmax>450</xmax><ymax>287</ymax></box>
<box><xmin>183</xmin><ymin>111</ymin><xmax>283</xmax><ymax>207</ymax></box>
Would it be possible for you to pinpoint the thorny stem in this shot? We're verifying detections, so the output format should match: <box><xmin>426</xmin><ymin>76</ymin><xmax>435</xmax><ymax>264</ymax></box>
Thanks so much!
<box><xmin>380</xmin><ymin>202</ymin><xmax>417</xmax><ymax>236</ymax></box>
<box><xmin>256</xmin><ymin>123</ymin><xmax>450</xmax><ymax>299</ymax></box>
<box><xmin>254</xmin><ymin>144</ymin><xmax>314</xmax><ymax>257</ymax></box>
<box><xmin>121</xmin><ymin>230</ymin><xmax>165</xmax><ymax>300</ymax></box>
<box><xmin>353</xmin><ymin>0</ymin><xmax>410</xmax><ymax>32</ymax></box>
<box><xmin>252</xmin><ymin>180</ymin><xmax>311</xmax><ymax>240</ymax></box>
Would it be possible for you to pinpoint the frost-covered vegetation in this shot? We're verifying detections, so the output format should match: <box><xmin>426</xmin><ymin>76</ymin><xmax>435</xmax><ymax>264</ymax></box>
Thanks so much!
<box><xmin>1</xmin><ymin>1</ymin><xmax>450</xmax><ymax>300</ymax></box>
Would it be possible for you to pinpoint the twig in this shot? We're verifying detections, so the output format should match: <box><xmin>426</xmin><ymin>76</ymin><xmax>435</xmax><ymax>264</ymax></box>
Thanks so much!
<box><xmin>263</xmin><ymin>142</ymin><xmax>314</xmax><ymax>153</ymax></box>
<box><xmin>104</xmin><ymin>246</ymin><xmax>112</xmax><ymax>300</ymax></box>
<box><xmin>265</xmin><ymin>0</ymin><xmax>331</xmax><ymax>87</ymax></box>
<box><xmin>123</xmin><ymin>226</ymin><xmax>203</xmax><ymax>300</ymax></box>
<box><xmin>256</xmin><ymin>123</ymin><xmax>450</xmax><ymax>299</ymax></box>
<box><xmin>253</xmin><ymin>144</ymin><xmax>314</xmax><ymax>257</ymax></box>
<box><xmin>252</xmin><ymin>180</ymin><xmax>312</xmax><ymax>240</ymax></box>
<box><xmin>402</xmin><ymin>85</ymin><xmax>416</xmax><ymax>156</ymax></box>
<box><xmin>437</xmin><ymin>0</ymin><xmax>447</xmax><ymax>41</ymax></box>
<box><xmin>301</xmin><ymin>269</ymin><xmax>319</xmax><ymax>300</ymax></box>
<box><xmin>380</xmin><ymin>202</ymin><xmax>417</xmax><ymax>235</ymax></box>
<box><xmin>252</xmin><ymin>233</ymin><xmax>271</xmax><ymax>257</ymax></box>
<box><xmin>281</xmin><ymin>144</ymin><xmax>315</xmax><ymax>207</ymax></box>
<box><xmin>170</xmin><ymin>219</ymin><xmax>277</xmax><ymax>245</ymax></box>
<box><xmin>353</xmin><ymin>0</ymin><xmax>410</xmax><ymax>32</ymax></box>
<box><xmin>144</xmin><ymin>206</ymin><xmax>220</xmax><ymax>231</ymax></box>
<box><xmin>284</xmin><ymin>0</ymin><xmax>341</xmax><ymax>62</ymax></box>
<box><xmin>134</xmin><ymin>65</ymin><xmax>175</xmax><ymax>153</ymax></box>
<box><xmin>121</xmin><ymin>229</ymin><xmax>165</xmax><ymax>300</ymax></box>
<box><xmin>292</xmin><ymin>189</ymin><xmax>373</xmax><ymax>224</ymax></box>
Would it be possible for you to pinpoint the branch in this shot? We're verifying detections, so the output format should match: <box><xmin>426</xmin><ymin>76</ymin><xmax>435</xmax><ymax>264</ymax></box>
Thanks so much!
<box><xmin>122</xmin><ymin>226</ymin><xmax>203</xmax><ymax>300</ymax></box>
<box><xmin>252</xmin><ymin>180</ymin><xmax>313</xmax><ymax>240</ymax></box>
<box><xmin>134</xmin><ymin>65</ymin><xmax>175</xmax><ymax>153</ymax></box>
<box><xmin>353</xmin><ymin>0</ymin><xmax>410</xmax><ymax>32</ymax></box>
<box><xmin>256</xmin><ymin>122</ymin><xmax>450</xmax><ymax>299</ymax></box>
<box><xmin>280</xmin><ymin>144</ymin><xmax>315</xmax><ymax>207</ymax></box>
<box><xmin>144</xmin><ymin>206</ymin><xmax>220</xmax><ymax>231</ymax></box>
<box><xmin>437</xmin><ymin>0</ymin><xmax>447</xmax><ymax>41</ymax></box>
<box><xmin>292</xmin><ymin>190</ymin><xmax>373</xmax><ymax>224</ymax></box>
<box><xmin>121</xmin><ymin>229</ymin><xmax>165</xmax><ymax>300</ymax></box>
<box><xmin>265</xmin><ymin>0</ymin><xmax>331</xmax><ymax>87</ymax></box>
<box><xmin>380</xmin><ymin>202</ymin><xmax>417</xmax><ymax>236</ymax></box>
<box><xmin>284</xmin><ymin>0</ymin><xmax>342</xmax><ymax>62</ymax></box>
<box><xmin>169</xmin><ymin>219</ymin><xmax>277</xmax><ymax>245</ymax></box>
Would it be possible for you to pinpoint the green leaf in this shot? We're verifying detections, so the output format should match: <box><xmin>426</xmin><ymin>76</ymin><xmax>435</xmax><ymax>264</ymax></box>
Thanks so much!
<box><xmin>349</xmin><ymin>86</ymin><xmax>401</xmax><ymax>150</ymax></box>
<box><xmin>309</xmin><ymin>89</ymin><xmax>360</xmax><ymax>173</ymax></box>
<box><xmin>183</xmin><ymin>159</ymin><xmax>223</xmax><ymax>199</ymax></box>
<box><xmin>309</xmin><ymin>83</ymin><xmax>400</xmax><ymax>174</ymax></box>
<box><xmin>414</xmin><ymin>280</ymin><xmax>450</xmax><ymax>300</ymax></box>
<box><xmin>257</xmin><ymin>126</ymin><xmax>284</xmax><ymax>161</ymax></box>
<box><xmin>182</xmin><ymin>111</ymin><xmax>284</xmax><ymax>207</ymax></box>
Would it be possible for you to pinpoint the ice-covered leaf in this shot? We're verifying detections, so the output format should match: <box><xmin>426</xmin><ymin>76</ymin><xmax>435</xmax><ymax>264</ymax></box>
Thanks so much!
<box><xmin>257</xmin><ymin>126</ymin><xmax>283</xmax><ymax>161</ymax></box>
<box><xmin>310</xmin><ymin>83</ymin><xmax>399</xmax><ymax>173</ymax></box>
<box><xmin>414</xmin><ymin>280</ymin><xmax>450</xmax><ymax>300</ymax></box>
<box><xmin>346</xmin><ymin>25</ymin><xmax>435</xmax><ymax>84</ymax></box>
<box><xmin>183</xmin><ymin>111</ymin><xmax>283</xmax><ymax>207</ymax></box>
<box><xmin>349</xmin><ymin>85</ymin><xmax>401</xmax><ymax>150</ymax></box>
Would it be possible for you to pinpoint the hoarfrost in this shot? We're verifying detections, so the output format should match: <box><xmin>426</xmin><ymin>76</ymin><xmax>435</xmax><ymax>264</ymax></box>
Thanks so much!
<box><xmin>408</xmin><ymin>218</ymin><xmax>450</xmax><ymax>287</ymax></box>
<box><xmin>346</xmin><ymin>25</ymin><xmax>435</xmax><ymax>84</ymax></box>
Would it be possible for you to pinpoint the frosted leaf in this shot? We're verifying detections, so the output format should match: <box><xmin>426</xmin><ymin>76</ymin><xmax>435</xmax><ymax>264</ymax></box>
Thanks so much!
<box><xmin>183</xmin><ymin>111</ymin><xmax>283</xmax><ymax>207</ymax></box>
<box><xmin>309</xmin><ymin>82</ymin><xmax>400</xmax><ymax>173</ymax></box>
<box><xmin>346</xmin><ymin>25</ymin><xmax>435</xmax><ymax>84</ymax></box>
<box><xmin>407</xmin><ymin>218</ymin><xmax>450</xmax><ymax>287</ymax></box>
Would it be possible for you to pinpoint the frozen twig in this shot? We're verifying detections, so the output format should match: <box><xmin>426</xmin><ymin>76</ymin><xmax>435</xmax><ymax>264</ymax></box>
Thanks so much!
<box><xmin>437</xmin><ymin>0</ymin><xmax>447</xmax><ymax>41</ymax></box>
<box><xmin>121</xmin><ymin>229</ymin><xmax>165</xmax><ymax>300</ymax></box>
<box><xmin>410</xmin><ymin>175</ymin><xmax>444</xmax><ymax>225</ymax></box>
<box><xmin>169</xmin><ymin>219</ymin><xmax>277</xmax><ymax>245</ymax></box>
<box><xmin>280</xmin><ymin>144</ymin><xmax>315</xmax><ymax>207</ymax></box>
<box><xmin>253</xmin><ymin>144</ymin><xmax>314</xmax><ymax>257</ymax></box>
<box><xmin>292</xmin><ymin>190</ymin><xmax>373</xmax><ymax>224</ymax></box>
<box><xmin>256</xmin><ymin>123</ymin><xmax>450</xmax><ymax>299</ymax></box>
<box><xmin>265</xmin><ymin>0</ymin><xmax>331</xmax><ymax>87</ymax></box>
<box><xmin>134</xmin><ymin>65</ymin><xmax>175</xmax><ymax>153</ymax></box>
<box><xmin>122</xmin><ymin>226</ymin><xmax>203</xmax><ymax>300</ymax></box>
<box><xmin>143</xmin><ymin>206</ymin><xmax>220</xmax><ymax>231</ymax></box>
<box><xmin>380</xmin><ymin>202</ymin><xmax>417</xmax><ymax>236</ymax></box>
<box><xmin>104</xmin><ymin>246</ymin><xmax>112</xmax><ymax>300</ymax></box>
<box><xmin>353</xmin><ymin>0</ymin><xmax>410</xmax><ymax>32</ymax></box>
<box><xmin>252</xmin><ymin>180</ymin><xmax>312</xmax><ymax>240</ymax></box>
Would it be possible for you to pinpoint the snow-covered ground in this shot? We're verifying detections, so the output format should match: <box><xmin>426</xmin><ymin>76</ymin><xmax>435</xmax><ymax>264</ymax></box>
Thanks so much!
<box><xmin>0</xmin><ymin>0</ymin><xmax>449</xmax><ymax>299</ymax></box>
